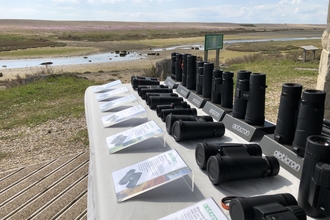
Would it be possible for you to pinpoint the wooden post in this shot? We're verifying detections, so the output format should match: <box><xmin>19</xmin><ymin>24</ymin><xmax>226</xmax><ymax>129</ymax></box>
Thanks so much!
<box><xmin>303</xmin><ymin>49</ymin><xmax>306</xmax><ymax>62</ymax></box>
<box><xmin>215</xmin><ymin>49</ymin><xmax>220</xmax><ymax>70</ymax></box>
<box><xmin>204</xmin><ymin>50</ymin><xmax>208</xmax><ymax>62</ymax></box>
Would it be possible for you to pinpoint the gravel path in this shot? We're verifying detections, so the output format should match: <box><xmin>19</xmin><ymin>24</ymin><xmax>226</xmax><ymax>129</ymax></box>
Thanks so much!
<box><xmin>0</xmin><ymin>116</ymin><xmax>89</xmax><ymax>172</ymax></box>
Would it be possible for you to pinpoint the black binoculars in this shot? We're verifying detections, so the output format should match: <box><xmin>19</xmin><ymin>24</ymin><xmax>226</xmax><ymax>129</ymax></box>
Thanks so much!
<box><xmin>148</xmin><ymin>96</ymin><xmax>184</xmax><ymax>109</ymax></box>
<box><xmin>181</xmin><ymin>54</ymin><xmax>190</xmax><ymax>86</ymax></box>
<box><xmin>298</xmin><ymin>135</ymin><xmax>330</xmax><ymax>218</ymax></box>
<box><xmin>228</xmin><ymin>193</ymin><xmax>306</xmax><ymax>220</ymax></box>
<box><xmin>146</xmin><ymin>93</ymin><xmax>178</xmax><ymax>106</ymax></box>
<box><xmin>139</xmin><ymin>87</ymin><xmax>173</xmax><ymax>100</ymax></box>
<box><xmin>165</xmin><ymin>114</ymin><xmax>213</xmax><ymax>135</ymax></box>
<box><xmin>196</xmin><ymin>142</ymin><xmax>279</xmax><ymax>184</ymax></box>
<box><xmin>171</xmin><ymin>52</ymin><xmax>183</xmax><ymax>81</ymax></box>
<box><xmin>195</xmin><ymin>142</ymin><xmax>262</xmax><ymax>170</ymax></box>
<box><xmin>232</xmin><ymin>72</ymin><xmax>267</xmax><ymax>125</ymax></box>
<box><xmin>137</xmin><ymin>84</ymin><xmax>168</xmax><ymax>97</ymax></box>
<box><xmin>157</xmin><ymin>102</ymin><xmax>196</xmax><ymax>122</ymax></box>
<box><xmin>156</xmin><ymin>101</ymin><xmax>190</xmax><ymax>117</ymax></box>
<box><xmin>131</xmin><ymin>76</ymin><xmax>159</xmax><ymax>90</ymax></box>
<box><xmin>171</xmin><ymin>119</ymin><xmax>225</xmax><ymax>142</ymax></box>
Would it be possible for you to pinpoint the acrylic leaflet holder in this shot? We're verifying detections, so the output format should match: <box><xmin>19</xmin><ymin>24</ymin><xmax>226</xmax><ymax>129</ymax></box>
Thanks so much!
<box><xmin>102</xmin><ymin>104</ymin><xmax>148</xmax><ymax>128</ymax></box>
<box><xmin>100</xmin><ymin>94</ymin><xmax>139</xmax><ymax>112</ymax></box>
<box><xmin>111</xmin><ymin>149</ymin><xmax>194</xmax><ymax>202</ymax></box>
<box><xmin>158</xmin><ymin>197</ymin><xmax>228</xmax><ymax>220</ymax></box>
<box><xmin>106</xmin><ymin>120</ymin><xmax>165</xmax><ymax>154</ymax></box>
<box><xmin>96</xmin><ymin>86</ymin><xmax>130</xmax><ymax>101</ymax></box>
<box><xmin>93</xmin><ymin>79</ymin><xmax>122</xmax><ymax>93</ymax></box>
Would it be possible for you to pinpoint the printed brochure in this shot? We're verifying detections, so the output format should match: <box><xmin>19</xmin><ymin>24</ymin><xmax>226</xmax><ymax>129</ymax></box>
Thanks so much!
<box><xmin>112</xmin><ymin>149</ymin><xmax>192</xmax><ymax>202</ymax></box>
<box><xmin>100</xmin><ymin>94</ymin><xmax>138</xmax><ymax>112</ymax></box>
<box><xmin>96</xmin><ymin>86</ymin><xmax>129</xmax><ymax>101</ymax></box>
<box><xmin>159</xmin><ymin>198</ymin><xmax>228</xmax><ymax>220</ymax></box>
<box><xmin>106</xmin><ymin>120</ymin><xmax>163</xmax><ymax>154</ymax></box>
<box><xmin>102</xmin><ymin>105</ymin><xmax>147</xmax><ymax>127</ymax></box>
<box><xmin>93</xmin><ymin>79</ymin><xmax>122</xmax><ymax>93</ymax></box>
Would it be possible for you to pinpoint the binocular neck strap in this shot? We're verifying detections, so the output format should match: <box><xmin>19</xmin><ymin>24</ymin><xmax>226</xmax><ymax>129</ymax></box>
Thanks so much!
<box><xmin>221</xmin><ymin>196</ymin><xmax>238</xmax><ymax>210</ymax></box>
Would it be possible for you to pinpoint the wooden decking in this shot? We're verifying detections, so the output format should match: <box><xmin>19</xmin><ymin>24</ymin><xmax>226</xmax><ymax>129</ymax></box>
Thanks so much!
<box><xmin>0</xmin><ymin>151</ymin><xmax>89</xmax><ymax>220</ymax></box>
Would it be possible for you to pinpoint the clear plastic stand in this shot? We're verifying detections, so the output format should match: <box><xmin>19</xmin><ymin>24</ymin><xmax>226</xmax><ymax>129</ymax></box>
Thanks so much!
<box><xmin>93</xmin><ymin>79</ymin><xmax>122</xmax><ymax>93</ymax></box>
<box><xmin>111</xmin><ymin>149</ymin><xmax>194</xmax><ymax>202</ymax></box>
<box><xmin>96</xmin><ymin>86</ymin><xmax>130</xmax><ymax>101</ymax></box>
<box><xmin>101</xmin><ymin>104</ymin><xmax>148</xmax><ymax>128</ymax></box>
<box><xmin>106</xmin><ymin>120</ymin><xmax>165</xmax><ymax>154</ymax></box>
<box><xmin>100</xmin><ymin>94</ymin><xmax>139</xmax><ymax>112</ymax></box>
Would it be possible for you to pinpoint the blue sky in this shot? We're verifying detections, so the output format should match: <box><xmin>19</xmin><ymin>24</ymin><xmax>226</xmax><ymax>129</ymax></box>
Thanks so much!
<box><xmin>0</xmin><ymin>0</ymin><xmax>328</xmax><ymax>24</ymax></box>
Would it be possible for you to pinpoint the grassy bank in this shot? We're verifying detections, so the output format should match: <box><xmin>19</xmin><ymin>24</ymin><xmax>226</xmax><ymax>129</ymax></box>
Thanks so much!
<box><xmin>0</xmin><ymin>75</ymin><xmax>96</xmax><ymax>130</ymax></box>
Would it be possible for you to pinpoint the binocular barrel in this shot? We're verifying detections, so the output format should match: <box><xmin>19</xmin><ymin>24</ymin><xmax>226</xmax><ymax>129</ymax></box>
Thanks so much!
<box><xmin>229</xmin><ymin>193</ymin><xmax>305</xmax><ymax>220</ymax></box>
<box><xmin>232</xmin><ymin>70</ymin><xmax>252</xmax><ymax>118</ymax></box>
<box><xmin>148</xmin><ymin>96</ymin><xmax>184</xmax><ymax>109</ymax></box>
<box><xmin>221</xmin><ymin>71</ymin><xmax>234</xmax><ymax>108</ymax></box>
<box><xmin>196</xmin><ymin>66</ymin><xmax>204</xmax><ymax>95</ymax></box>
<box><xmin>181</xmin><ymin>54</ymin><xmax>190</xmax><ymax>86</ymax></box>
<box><xmin>202</xmin><ymin>62</ymin><xmax>214</xmax><ymax>99</ymax></box>
<box><xmin>166</xmin><ymin>114</ymin><xmax>213</xmax><ymax>135</ymax></box>
<box><xmin>171</xmin><ymin>52</ymin><xmax>177</xmax><ymax>79</ymax></box>
<box><xmin>274</xmin><ymin>83</ymin><xmax>302</xmax><ymax>144</ymax></box>
<box><xmin>245</xmin><ymin>73</ymin><xmax>266</xmax><ymax>125</ymax></box>
<box><xmin>207</xmin><ymin>154</ymin><xmax>279</xmax><ymax>185</ymax></box>
<box><xmin>186</xmin><ymin>55</ymin><xmax>197</xmax><ymax>90</ymax></box>
<box><xmin>298</xmin><ymin>135</ymin><xmax>330</xmax><ymax>218</ymax></box>
<box><xmin>175</xmin><ymin>53</ymin><xmax>183</xmax><ymax>81</ymax></box>
<box><xmin>211</xmin><ymin>69</ymin><xmax>223</xmax><ymax>104</ymax></box>
<box><xmin>172</xmin><ymin>120</ymin><xmax>225</xmax><ymax>142</ymax></box>
<box><xmin>195</xmin><ymin>142</ymin><xmax>262</xmax><ymax>170</ymax></box>
<box><xmin>292</xmin><ymin>90</ymin><xmax>326</xmax><ymax>157</ymax></box>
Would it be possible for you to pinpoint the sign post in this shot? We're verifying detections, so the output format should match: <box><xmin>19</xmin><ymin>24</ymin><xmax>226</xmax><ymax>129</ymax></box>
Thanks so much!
<box><xmin>204</xmin><ymin>34</ymin><xmax>224</xmax><ymax>69</ymax></box>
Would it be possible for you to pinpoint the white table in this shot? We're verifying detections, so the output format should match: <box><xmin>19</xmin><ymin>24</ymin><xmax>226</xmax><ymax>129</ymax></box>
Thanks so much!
<box><xmin>85</xmin><ymin>83</ymin><xmax>306</xmax><ymax>220</ymax></box>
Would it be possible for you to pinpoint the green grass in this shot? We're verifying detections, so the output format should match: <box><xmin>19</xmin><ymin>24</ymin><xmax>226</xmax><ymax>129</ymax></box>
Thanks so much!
<box><xmin>0</xmin><ymin>75</ymin><xmax>97</xmax><ymax>129</ymax></box>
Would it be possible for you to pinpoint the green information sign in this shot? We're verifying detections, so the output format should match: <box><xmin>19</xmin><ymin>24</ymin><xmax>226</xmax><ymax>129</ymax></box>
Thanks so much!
<box><xmin>204</xmin><ymin>34</ymin><xmax>224</xmax><ymax>50</ymax></box>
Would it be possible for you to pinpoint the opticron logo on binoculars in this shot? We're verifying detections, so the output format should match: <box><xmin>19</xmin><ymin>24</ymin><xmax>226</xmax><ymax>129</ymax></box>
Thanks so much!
<box><xmin>273</xmin><ymin>150</ymin><xmax>301</xmax><ymax>172</ymax></box>
<box><xmin>232</xmin><ymin>124</ymin><xmax>250</xmax><ymax>136</ymax></box>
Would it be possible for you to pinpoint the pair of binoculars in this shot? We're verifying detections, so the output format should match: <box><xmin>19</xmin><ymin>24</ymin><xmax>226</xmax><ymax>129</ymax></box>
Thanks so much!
<box><xmin>137</xmin><ymin>84</ymin><xmax>168</xmax><ymax>97</ymax></box>
<box><xmin>131</xmin><ymin>76</ymin><xmax>159</xmax><ymax>90</ymax></box>
<box><xmin>232</xmin><ymin>71</ymin><xmax>267</xmax><ymax>125</ymax></box>
<box><xmin>227</xmin><ymin>193</ymin><xmax>306</xmax><ymax>220</ymax></box>
<box><xmin>195</xmin><ymin>142</ymin><xmax>279</xmax><ymax>184</ymax></box>
<box><xmin>274</xmin><ymin>83</ymin><xmax>326</xmax><ymax>157</ymax></box>
<box><xmin>165</xmin><ymin>114</ymin><xmax>225</xmax><ymax>142</ymax></box>
<box><xmin>156</xmin><ymin>101</ymin><xmax>196</xmax><ymax>122</ymax></box>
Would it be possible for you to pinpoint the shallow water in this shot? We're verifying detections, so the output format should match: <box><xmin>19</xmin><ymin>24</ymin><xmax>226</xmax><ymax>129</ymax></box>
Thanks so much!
<box><xmin>0</xmin><ymin>52</ymin><xmax>147</xmax><ymax>69</ymax></box>
<box><xmin>0</xmin><ymin>37</ymin><xmax>321</xmax><ymax>69</ymax></box>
